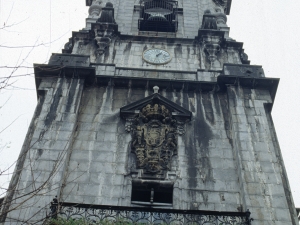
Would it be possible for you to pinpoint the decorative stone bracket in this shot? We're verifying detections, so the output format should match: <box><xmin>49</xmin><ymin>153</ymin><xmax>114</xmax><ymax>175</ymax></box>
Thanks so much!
<box><xmin>201</xmin><ymin>33</ymin><xmax>223</xmax><ymax>69</ymax></box>
<box><xmin>198</xmin><ymin>12</ymin><xmax>250</xmax><ymax>68</ymax></box>
<box><xmin>94</xmin><ymin>35</ymin><xmax>112</xmax><ymax>56</ymax></box>
<box><xmin>120</xmin><ymin>91</ymin><xmax>192</xmax><ymax>178</ymax></box>
<box><xmin>92</xmin><ymin>2</ymin><xmax>119</xmax><ymax>57</ymax></box>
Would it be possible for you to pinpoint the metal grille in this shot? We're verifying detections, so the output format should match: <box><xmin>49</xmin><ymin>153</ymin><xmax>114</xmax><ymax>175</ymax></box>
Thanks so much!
<box><xmin>139</xmin><ymin>0</ymin><xmax>178</xmax><ymax>33</ymax></box>
<box><xmin>49</xmin><ymin>201</ymin><xmax>253</xmax><ymax>225</ymax></box>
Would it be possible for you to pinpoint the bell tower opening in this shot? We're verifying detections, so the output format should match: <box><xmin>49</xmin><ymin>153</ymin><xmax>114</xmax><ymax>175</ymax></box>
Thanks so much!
<box><xmin>138</xmin><ymin>0</ymin><xmax>178</xmax><ymax>33</ymax></box>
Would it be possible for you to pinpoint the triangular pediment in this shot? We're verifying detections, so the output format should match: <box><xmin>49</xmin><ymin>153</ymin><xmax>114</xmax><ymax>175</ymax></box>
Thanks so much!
<box><xmin>120</xmin><ymin>93</ymin><xmax>192</xmax><ymax>120</ymax></box>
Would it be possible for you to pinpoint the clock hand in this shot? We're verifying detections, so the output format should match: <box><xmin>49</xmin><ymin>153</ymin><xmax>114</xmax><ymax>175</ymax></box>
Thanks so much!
<box><xmin>156</xmin><ymin>51</ymin><xmax>162</xmax><ymax>57</ymax></box>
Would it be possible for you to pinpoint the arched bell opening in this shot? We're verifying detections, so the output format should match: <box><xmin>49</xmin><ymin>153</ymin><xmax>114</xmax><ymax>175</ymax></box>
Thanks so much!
<box><xmin>139</xmin><ymin>0</ymin><xmax>178</xmax><ymax>33</ymax></box>
<box><xmin>142</xmin><ymin>14</ymin><xmax>173</xmax><ymax>32</ymax></box>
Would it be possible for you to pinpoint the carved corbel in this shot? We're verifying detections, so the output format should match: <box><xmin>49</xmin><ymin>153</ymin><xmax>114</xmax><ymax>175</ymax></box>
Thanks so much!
<box><xmin>93</xmin><ymin>2</ymin><xmax>118</xmax><ymax>57</ymax></box>
<box><xmin>95</xmin><ymin>36</ymin><xmax>111</xmax><ymax>56</ymax></box>
<box><xmin>202</xmin><ymin>35</ymin><xmax>222</xmax><ymax>68</ymax></box>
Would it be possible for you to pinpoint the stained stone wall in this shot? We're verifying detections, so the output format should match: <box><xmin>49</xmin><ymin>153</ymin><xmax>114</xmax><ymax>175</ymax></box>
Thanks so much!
<box><xmin>2</xmin><ymin>0</ymin><xmax>298</xmax><ymax>224</ymax></box>
<box><xmin>3</xmin><ymin>76</ymin><xmax>298</xmax><ymax>224</ymax></box>
<box><xmin>57</xmin><ymin>82</ymin><xmax>295</xmax><ymax>224</ymax></box>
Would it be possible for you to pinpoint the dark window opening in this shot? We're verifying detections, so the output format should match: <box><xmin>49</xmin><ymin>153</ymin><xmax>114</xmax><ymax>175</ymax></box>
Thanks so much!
<box><xmin>131</xmin><ymin>181</ymin><xmax>173</xmax><ymax>205</ymax></box>
<box><xmin>139</xmin><ymin>0</ymin><xmax>178</xmax><ymax>33</ymax></box>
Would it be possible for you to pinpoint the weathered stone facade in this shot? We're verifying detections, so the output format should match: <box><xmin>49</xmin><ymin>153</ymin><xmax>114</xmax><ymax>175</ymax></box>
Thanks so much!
<box><xmin>1</xmin><ymin>0</ymin><xmax>298</xmax><ymax>224</ymax></box>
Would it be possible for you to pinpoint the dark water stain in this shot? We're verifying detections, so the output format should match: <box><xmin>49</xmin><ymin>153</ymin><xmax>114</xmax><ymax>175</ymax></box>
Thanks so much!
<box><xmin>122</xmin><ymin>42</ymin><xmax>132</xmax><ymax>66</ymax></box>
<box><xmin>165</xmin><ymin>89</ymin><xmax>173</xmax><ymax>100</ymax></box>
<box><xmin>195</xmin><ymin>45</ymin><xmax>201</xmax><ymax>68</ymax></box>
<box><xmin>95</xmin><ymin>86</ymin><xmax>106</xmax><ymax>107</ymax></box>
<box><xmin>44</xmin><ymin>80</ymin><xmax>63</xmax><ymax>127</ymax></box>
<box><xmin>227</xmin><ymin>87</ymin><xmax>237</xmax><ymax>107</ymax></box>
<box><xmin>218</xmin><ymin>92</ymin><xmax>233</xmax><ymax>148</ymax></box>
<box><xmin>112</xmin><ymin>88</ymin><xmax>129</xmax><ymax>111</ymax></box>
<box><xmin>202</xmin><ymin>92</ymin><xmax>215</xmax><ymax>125</ymax></box>
<box><xmin>243</xmin><ymin>88</ymin><xmax>251</xmax><ymax>108</ymax></box>
<box><xmin>65</xmin><ymin>79</ymin><xmax>78</xmax><ymax>113</ymax></box>
<box><xmin>36</xmin><ymin>149</ymin><xmax>43</xmax><ymax>160</ymax></box>
<box><xmin>112</xmin><ymin>48</ymin><xmax>117</xmax><ymax>63</ymax></box>
<box><xmin>124</xmin><ymin>42</ymin><xmax>132</xmax><ymax>55</ymax></box>
<box><xmin>182</xmin><ymin>91</ymin><xmax>189</xmax><ymax>110</ymax></box>
<box><xmin>115</xmin><ymin>112</ymin><xmax>129</xmax><ymax>173</ymax></box>
<box><xmin>104</xmin><ymin>46</ymin><xmax>110</xmax><ymax>62</ymax></box>
<box><xmin>103</xmin><ymin>84</ymin><xmax>114</xmax><ymax>113</ymax></box>
<box><xmin>174</xmin><ymin>44</ymin><xmax>182</xmax><ymax>58</ymax></box>
<box><xmin>213</xmin><ymin>93</ymin><xmax>221</xmax><ymax>116</ymax></box>
<box><xmin>102</xmin><ymin>111</ymin><xmax>119</xmax><ymax>124</ymax></box>
<box><xmin>184</xmin><ymin>92</ymin><xmax>213</xmax><ymax>189</ymax></box>
<box><xmin>200</xmin><ymin>191</ymin><xmax>208</xmax><ymax>205</ymax></box>
<box><xmin>174</xmin><ymin>90</ymin><xmax>181</xmax><ymax>106</ymax></box>
<box><xmin>188</xmin><ymin>91</ymin><xmax>196</xmax><ymax>113</ymax></box>
<box><xmin>73</xmin><ymin>80</ymin><xmax>84</xmax><ymax>113</ymax></box>
<box><xmin>186</xmin><ymin>46</ymin><xmax>191</xmax><ymax>70</ymax></box>
<box><xmin>77</xmin><ymin>86</ymin><xmax>105</xmax><ymax>130</ymax></box>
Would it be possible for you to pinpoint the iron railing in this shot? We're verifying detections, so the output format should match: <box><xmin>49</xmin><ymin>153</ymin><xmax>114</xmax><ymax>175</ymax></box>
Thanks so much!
<box><xmin>49</xmin><ymin>198</ymin><xmax>253</xmax><ymax>225</ymax></box>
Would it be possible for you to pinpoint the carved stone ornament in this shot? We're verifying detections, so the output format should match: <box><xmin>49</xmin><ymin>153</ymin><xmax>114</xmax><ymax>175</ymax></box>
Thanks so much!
<box><xmin>202</xmin><ymin>35</ymin><xmax>222</xmax><ymax>68</ymax></box>
<box><xmin>212</xmin><ymin>0</ymin><xmax>227</xmax><ymax>7</ymax></box>
<box><xmin>120</xmin><ymin>93</ymin><xmax>192</xmax><ymax>177</ymax></box>
<box><xmin>92</xmin><ymin>2</ymin><xmax>118</xmax><ymax>57</ymax></box>
<box><xmin>131</xmin><ymin>103</ymin><xmax>177</xmax><ymax>174</ymax></box>
<box><xmin>88</xmin><ymin>0</ymin><xmax>103</xmax><ymax>17</ymax></box>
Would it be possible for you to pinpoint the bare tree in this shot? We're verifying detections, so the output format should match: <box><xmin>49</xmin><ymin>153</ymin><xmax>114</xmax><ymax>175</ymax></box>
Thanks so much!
<box><xmin>0</xmin><ymin>18</ymin><xmax>80</xmax><ymax>224</ymax></box>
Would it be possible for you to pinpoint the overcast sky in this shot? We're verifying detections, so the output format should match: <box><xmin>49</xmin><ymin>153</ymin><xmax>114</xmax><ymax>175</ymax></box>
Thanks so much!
<box><xmin>0</xmin><ymin>0</ymin><xmax>299</xmax><ymax>207</ymax></box>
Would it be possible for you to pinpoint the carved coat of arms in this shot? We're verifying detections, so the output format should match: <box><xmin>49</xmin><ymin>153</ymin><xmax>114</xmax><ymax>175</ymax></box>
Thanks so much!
<box><xmin>120</xmin><ymin>92</ymin><xmax>192</xmax><ymax>178</ymax></box>
<box><xmin>130</xmin><ymin>104</ymin><xmax>178</xmax><ymax>174</ymax></box>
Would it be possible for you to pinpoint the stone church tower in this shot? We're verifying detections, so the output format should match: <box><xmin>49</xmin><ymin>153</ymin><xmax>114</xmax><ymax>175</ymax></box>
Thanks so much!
<box><xmin>1</xmin><ymin>0</ymin><xmax>298</xmax><ymax>224</ymax></box>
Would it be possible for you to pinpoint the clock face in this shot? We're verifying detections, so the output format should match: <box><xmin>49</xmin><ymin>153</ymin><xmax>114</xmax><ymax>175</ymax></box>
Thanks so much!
<box><xmin>143</xmin><ymin>48</ymin><xmax>172</xmax><ymax>65</ymax></box>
